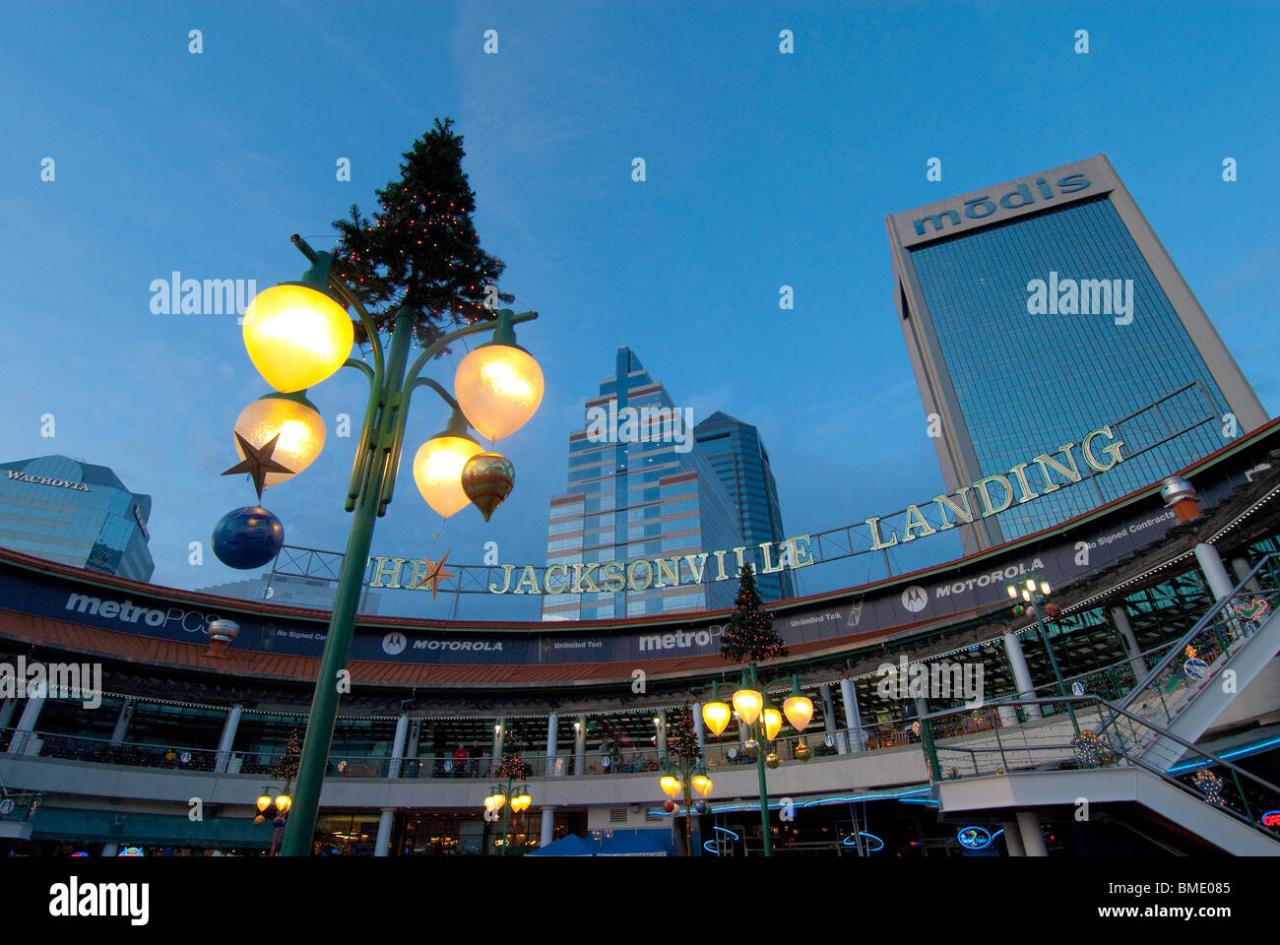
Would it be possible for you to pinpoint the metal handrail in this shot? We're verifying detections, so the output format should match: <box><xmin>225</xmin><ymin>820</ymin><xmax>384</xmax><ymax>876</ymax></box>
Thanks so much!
<box><xmin>922</xmin><ymin>693</ymin><xmax>1280</xmax><ymax>844</ymax></box>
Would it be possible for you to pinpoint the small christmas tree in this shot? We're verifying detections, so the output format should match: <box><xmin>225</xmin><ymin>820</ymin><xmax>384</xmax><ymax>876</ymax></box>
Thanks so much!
<box><xmin>666</xmin><ymin>705</ymin><xmax>701</xmax><ymax>765</ymax></box>
<box><xmin>496</xmin><ymin>751</ymin><xmax>525</xmax><ymax>781</ymax></box>
<box><xmin>273</xmin><ymin>729</ymin><xmax>302</xmax><ymax>781</ymax></box>
<box><xmin>333</xmin><ymin>117</ymin><xmax>514</xmax><ymax>346</ymax></box>
<box><xmin>721</xmin><ymin>565</ymin><xmax>787</xmax><ymax>664</ymax></box>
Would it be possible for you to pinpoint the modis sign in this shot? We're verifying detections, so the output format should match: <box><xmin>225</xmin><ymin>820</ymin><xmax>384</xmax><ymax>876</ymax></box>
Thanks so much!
<box><xmin>912</xmin><ymin>173</ymin><xmax>1092</xmax><ymax>237</ymax></box>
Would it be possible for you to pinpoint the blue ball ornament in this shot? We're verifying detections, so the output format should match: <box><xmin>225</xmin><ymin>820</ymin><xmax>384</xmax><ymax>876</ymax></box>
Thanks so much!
<box><xmin>212</xmin><ymin>506</ymin><xmax>284</xmax><ymax>570</ymax></box>
<box><xmin>694</xmin><ymin>800</ymin><xmax>708</xmax><ymax>814</ymax></box>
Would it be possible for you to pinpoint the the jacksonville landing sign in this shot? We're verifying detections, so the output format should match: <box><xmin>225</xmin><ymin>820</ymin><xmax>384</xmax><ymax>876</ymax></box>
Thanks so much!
<box><xmin>469</xmin><ymin>423</ymin><xmax>1128</xmax><ymax>596</ymax></box>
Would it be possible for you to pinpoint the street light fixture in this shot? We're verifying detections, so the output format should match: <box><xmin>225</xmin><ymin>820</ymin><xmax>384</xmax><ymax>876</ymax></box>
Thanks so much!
<box><xmin>236</xmin><ymin>236</ymin><xmax>542</xmax><ymax>857</ymax></box>
<box><xmin>1005</xmin><ymin>576</ymin><xmax>1079</xmax><ymax>733</ymax></box>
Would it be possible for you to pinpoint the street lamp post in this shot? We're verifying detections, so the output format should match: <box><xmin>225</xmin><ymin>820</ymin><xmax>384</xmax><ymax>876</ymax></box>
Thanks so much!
<box><xmin>1006</xmin><ymin>577</ymin><xmax>1079</xmax><ymax>733</ymax></box>
<box><xmin>484</xmin><ymin>776</ymin><xmax>531</xmax><ymax>857</ymax></box>
<box><xmin>254</xmin><ymin>786</ymin><xmax>293</xmax><ymax>856</ymax></box>
<box><xmin>238</xmin><ymin>236</ymin><xmax>542</xmax><ymax>857</ymax></box>
<box><xmin>701</xmin><ymin>673</ymin><xmax>813</xmax><ymax>858</ymax></box>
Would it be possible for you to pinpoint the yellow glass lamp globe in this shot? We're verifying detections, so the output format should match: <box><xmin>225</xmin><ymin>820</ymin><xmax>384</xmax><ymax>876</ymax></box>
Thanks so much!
<box><xmin>782</xmin><ymin>693</ymin><xmax>815</xmax><ymax>733</ymax></box>
<box><xmin>762</xmin><ymin>707</ymin><xmax>783</xmax><ymax>742</ymax></box>
<box><xmin>512</xmin><ymin>792</ymin><xmax>532</xmax><ymax>813</ymax></box>
<box><xmin>242</xmin><ymin>283</ymin><xmax>354</xmax><ymax>393</ymax></box>
<box><xmin>413</xmin><ymin>431</ymin><xmax>485</xmax><ymax>518</ymax></box>
<box><xmin>660</xmin><ymin>774</ymin><xmax>682</xmax><ymax>799</ymax></box>
<box><xmin>454</xmin><ymin>343</ymin><xmax>544</xmax><ymax>442</ymax></box>
<box><xmin>233</xmin><ymin>392</ymin><xmax>326</xmax><ymax>488</ymax></box>
<box><xmin>701</xmin><ymin>701</ymin><xmax>732</xmax><ymax>737</ymax></box>
<box><xmin>691</xmin><ymin>773</ymin><xmax>713</xmax><ymax>798</ymax></box>
<box><xmin>732</xmin><ymin>688</ymin><xmax>764</xmax><ymax>727</ymax></box>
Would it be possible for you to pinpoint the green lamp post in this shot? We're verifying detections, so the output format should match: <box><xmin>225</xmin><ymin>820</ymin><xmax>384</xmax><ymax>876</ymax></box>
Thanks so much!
<box><xmin>237</xmin><ymin>235</ymin><xmax>544</xmax><ymax>856</ymax></box>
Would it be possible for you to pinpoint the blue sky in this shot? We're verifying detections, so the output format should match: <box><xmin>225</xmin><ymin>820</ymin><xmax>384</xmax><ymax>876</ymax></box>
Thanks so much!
<box><xmin>1</xmin><ymin>1</ymin><xmax>1276</xmax><ymax>619</ymax></box>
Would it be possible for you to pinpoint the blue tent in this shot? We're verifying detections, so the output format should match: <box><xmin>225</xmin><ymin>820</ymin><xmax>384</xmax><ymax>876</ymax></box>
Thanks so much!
<box><xmin>528</xmin><ymin>833</ymin><xmax>600</xmax><ymax>857</ymax></box>
<box><xmin>596</xmin><ymin>830</ymin><xmax>671</xmax><ymax>857</ymax></box>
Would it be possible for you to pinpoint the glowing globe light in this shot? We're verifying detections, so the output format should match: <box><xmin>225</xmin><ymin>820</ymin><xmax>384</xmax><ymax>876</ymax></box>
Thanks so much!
<box><xmin>233</xmin><ymin>392</ymin><xmax>326</xmax><ymax>488</ymax></box>
<box><xmin>702</xmin><ymin>701</ymin><xmax>732</xmax><ymax>737</ymax></box>
<box><xmin>490</xmin><ymin>792</ymin><xmax>507</xmax><ymax>812</ymax></box>
<box><xmin>274</xmin><ymin>794</ymin><xmax>292</xmax><ymax>814</ymax></box>
<box><xmin>732</xmin><ymin>688</ymin><xmax>764</xmax><ymax>727</ymax></box>
<box><xmin>454</xmin><ymin>342</ymin><xmax>544</xmax><ymax>441</ymax></box>
<box><xmin>762</xmin><ymin>707</ymin><xmax>783</xmax><ymax>742</ymax></box>
<box><xmin>256</xmin><ymin>794</ymin><xmax>272</xmax><ymax>814</ymax></box>
<box><xmin>511</xmin><ymin>791</ymin><xmax>532</xmax><ymax>813</ymax></box>
<box><xmin>782</xmin><ymin>693</ymin><xmax>815</xmax><ymax>733</ymax></box>
<box><xmin>660</xmin><ymin>774</ymin><xmax>682</xmax><ymax>799</ymax></box>
<box><xmin>413</xmin><ymin>432</ymin><xmax>485</xmax><ymax>518</ymax></box>
<box><xmin>242</xmin><ymin>283</ymin><xmax>354</xmax><ymax>393</ymax></box>
<box><xmin>691</xmin><ymin>773</ymin><xmax>713</xmax><ymax>798</ymax></box>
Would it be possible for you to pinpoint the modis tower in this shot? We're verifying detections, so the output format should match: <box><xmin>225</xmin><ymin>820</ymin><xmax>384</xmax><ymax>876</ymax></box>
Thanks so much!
<box><xmin>886</xmin><ymin>155</ymin><xmax>1266</xmax><ymax>553</ymax></box>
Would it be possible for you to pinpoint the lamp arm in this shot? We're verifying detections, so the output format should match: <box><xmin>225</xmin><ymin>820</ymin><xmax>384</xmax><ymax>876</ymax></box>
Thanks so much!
<box><xmin>375</xmin><ymin>309</ymin><xmax>538</xmax><ymax>514</ymax></box>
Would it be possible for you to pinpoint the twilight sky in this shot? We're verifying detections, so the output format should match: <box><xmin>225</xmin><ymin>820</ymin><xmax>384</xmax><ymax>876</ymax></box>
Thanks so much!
<box><xmin>1</xmin><ymin>1</ymin><xmax>1276</xmax><ymax>619</ymax></box>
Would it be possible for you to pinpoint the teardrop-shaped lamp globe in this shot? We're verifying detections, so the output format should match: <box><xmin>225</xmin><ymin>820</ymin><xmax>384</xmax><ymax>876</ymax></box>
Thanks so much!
<box><xmin>454</xmin><ymin>343</ymin><xmax>544</xmax><ymax>441</ymax></box>
<box><xmin>233</xmin><ymin>392</ymin><xmax>326</xmax><ymax>488</ymax></box>
<box><xmin>242</xmin><ymin>284</ymin><xmax>354</xmax><ymax>392</ymax></box>
<box><xmin>413</xmin><ymin>434</ymin><xmax>485</xmax><ymax>518</ymax></box>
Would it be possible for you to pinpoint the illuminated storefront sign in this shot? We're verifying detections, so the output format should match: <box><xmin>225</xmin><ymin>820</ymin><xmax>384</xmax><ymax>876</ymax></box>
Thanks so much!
<box><xmin>957</xmin><ymin>826</ymin><xmax>993</xmax><ymax>850</ymax></box>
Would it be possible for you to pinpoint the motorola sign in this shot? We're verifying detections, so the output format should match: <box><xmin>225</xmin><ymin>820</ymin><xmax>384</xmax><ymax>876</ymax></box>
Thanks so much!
<box><xmin>901</xmin><ymin>585</ymin><xmax>928</xmax><ymax>613</ymax></box>
<box><xmin>382</xmin><ymin>632</ymin><xmax>407</xmax><ymax>656</ymax></box>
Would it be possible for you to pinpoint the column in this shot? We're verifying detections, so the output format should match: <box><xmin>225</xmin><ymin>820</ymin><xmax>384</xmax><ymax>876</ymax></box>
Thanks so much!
<box><xmin>654</xmin><ymin>710</ymin><xmax>666</xmax><ymax>764</ymax></box>
<box><xmin>1001</xmin><ymin>819</ymin><xmax>1025</xmax><ymax>857</ymax></box>
<box><xmin>405</xmin><ymin>719</ymin><xmax>422</xmax><ymax>777</ymax></box>
<box><xmin>491</xmin><ymin>720</ymin><xmax>505</xmax><ymax>770</ymax></box>
<box><xmin>692</xmin><ymin>703</ymin><xmax>706</xmax><ymax>753</ymax></box>
<box><xmin>388</xmin><ymin>712</ymin><xmax>410</xmax><ymax>779</ymax></box>
<box><xmin>573</xmin><ymin>717</ymin><xmax>586</xmax><ymax>776</ymax></box>
<box><xmin>840</xmin><ymin>678</ymin><xmax>864</xmax><ymax>752</ymax></box>
<box><xmin>540</xmin><ymin>806</ymin><xmax>556</xmax><ymax>848</ymax></box>
<box><xmin>1002</xmin><ymin>632</ymin><xmax>1041</xmax><ymax>721</ymax></box>
<box><xmin>1231</xmin><ymin>557</ymin><xmax>1259</xmax><ymax>591</ymax></box>
<box><xmin>1016</xmin><ymin>811</ymin><xmax>1047</xmax><ymax>857</ymax></box>
<box><xmin>545</xmin><ymin>712</ymin><xmax>560</xmax><ymax>777</ymax></box>
<box><xmin>1109</xmin><ymin>605</ymin><xmax>1148</xmax><ymax>681</ymax></box>
<box><xmin>374</xmin><ymin>808</ymin><xmax>395</xmax><ymax>858</ymax></box>
<box><xmin>214</xmin><ymin>704</ymin><xmax>242</xmax><ymax>773</ymax></box>
<box><xmin>821</xmin><ymin>684</ymin><xmax>844</xmax><ymax>754</ymax></box>
<box><xmin>110</xmin><ymin>700</ymin><xmax>135</xmax><ymax>746</ymax></box>
<box><xmin>6</xmin><ymin>691</ymin><xmax>45</xmax><ymax>755</ymax></box>
<box><xmin>1195</xmin><ymin>542</ymin><xmax>1235</xmax><ymax>601</ymax></box>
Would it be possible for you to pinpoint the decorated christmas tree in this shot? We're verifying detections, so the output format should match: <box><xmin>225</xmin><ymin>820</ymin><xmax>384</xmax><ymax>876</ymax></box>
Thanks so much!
<box><xmin>333</xmin><ymin>117</ymin><xmax>514</xmax><ymax>346</ymax></box>
<box><xmin>496</xmin><ymin>751</ymin><xmax>526</xmax><ymax>781</ymax></box>
<box><xmin>273</xmin><ymin>729</ymin><xmax>302</xmax><ymax>782</ymax></box>
<box><xmin>721</xmin><ymin>565</ymin><xmax>788</xmax><ymax>664</ymax></box>
<box><xmin>666</xmin><ymin>705</ymin><xmax>701</xmax><ymax>765</ymax></box>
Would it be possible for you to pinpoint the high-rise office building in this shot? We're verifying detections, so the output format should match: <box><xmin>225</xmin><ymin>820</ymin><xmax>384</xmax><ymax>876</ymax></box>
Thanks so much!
<box><xmin>887</xmin><ymin>154</ymin><xmax>1266</xmax><ymax>552</ymax></box>
<box><xmin>0</xmin><ymin>455</ymin><xmax>155</xmax><ymax>581</ymax></box>
<box><xmin>541</xmin><ymin>348</ymin><xmax>743</xmax><ymax>620</ymax></box>
<box><xmin>693</xmin><ymin>411</ymin><xmax>794</xmax><ymax>601</ymax></box>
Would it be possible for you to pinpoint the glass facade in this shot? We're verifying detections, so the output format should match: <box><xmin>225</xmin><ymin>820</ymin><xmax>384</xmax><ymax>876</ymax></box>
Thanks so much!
<box><xmin>693</xmin><ymin>411</ymin><xmax>793</xmax><ymax>601</ymax></box>
<box><xmin>906</xmin><ymin>195</ymin><xmax>1234</xmax><ymax>540</ymax></box>
<box><xmin>541</xmin><ymin>348</ymin><xmax>743</xmax><ymax>620</ymax></box>
<box><xmin>0</xmin><ymin>455</ymin><xmax>154</xmax><ymax>581</ymax></box>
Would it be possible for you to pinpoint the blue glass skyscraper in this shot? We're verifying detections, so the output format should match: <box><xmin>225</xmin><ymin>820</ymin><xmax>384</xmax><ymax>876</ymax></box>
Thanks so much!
<box><xmin>0</xmin><ymin>455</ymin><xmax>154</xmax><ymax>581</ymax></box>
<box><xmin>887</xmin><ymin>155</ymin><xmax>1267</xmax><ymax>552</ymax></box>
<box><xmin>694</xmin><ymin>411</ymin><xmax>793</xmax><ymax>602</ymax></box>
<box><xmin>541</xmin><ymin>348</ymin><xmax>743</xmax><ymax>620</ymax></box>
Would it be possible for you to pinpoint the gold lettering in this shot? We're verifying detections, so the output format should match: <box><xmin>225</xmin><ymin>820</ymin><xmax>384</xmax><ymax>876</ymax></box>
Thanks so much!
<box><xmin>931</xmin><ymin>490</ymin><xmax>974</xmax><ymax>531</ymax></box>
<box><xmin>789</xmin><ymin>535</ymin><xmax>815</xmax><ymax>567</ymax></box>
<box><xmin>867</xmin><ymin>516</ymin><xmax>899</xmax><ymax>551</ymax></box>
<box><xmin>600</xmin><ymin>561</ymin><xmax>626</xmax><ymax>592</ymax></box>
<box><xmin>712</xmin><ymin>550</ymin><xmax>729</xmax><ymax>581</ymax></box>
<box><xmin>513</xmin><ymin>565</ymin><xmax>540</xmax><ymax>594</ymax></box>
<box><xmin>900</xmin><ymin>504</ymin><xmax>936</xmax><ymax>542</ymax></box>
<box><xmin>1081</xmin><ymin>425</ymin><xmax>1125</xmax><ymax>472</ymax></box>
<box><xmin>1007</xmin><ymin>463</ymin><xmax>1039</xmax><ymax>503</ymax></box>
<box><xmin>683</xmin><ymin>552</ymin><xmax>709</xmax><ymax>584</ymax></box>
<box><xmin>627</xmin><ymin>559</ymin><xmax>654</xmax><ymax>591</ymax></box>
<box><xmin>974</xmin><ymin>475</ymin><xmax>1014</xmax><ymax>516</ymax></box>
<box><xmin>488</xmin><ymin>563</ymin><xmax>515</xmax><ymax>594</ymax></box>
<box><xmin>543</xmin><ymin>564</ymin><xmax>569</xmax><ymax>595</ymax></box>
<box><xmin>759</xmin><ymin>542</ymin><xmax>784</xmax><ymax>574</ymax></box>
<box><xmin>654</xmin><ymin>557</ymin><xmax>680</xmax><ymax>587</ymax></box>
<box><xmin>1033</xmin><ymin>444</ymin><xmax>1082</xmax><ymax>494</ymax></box>
<box><xmin>369</xmin><ymin>556</ymin><xmax>407</xmax><ymax>589</ymax></box>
